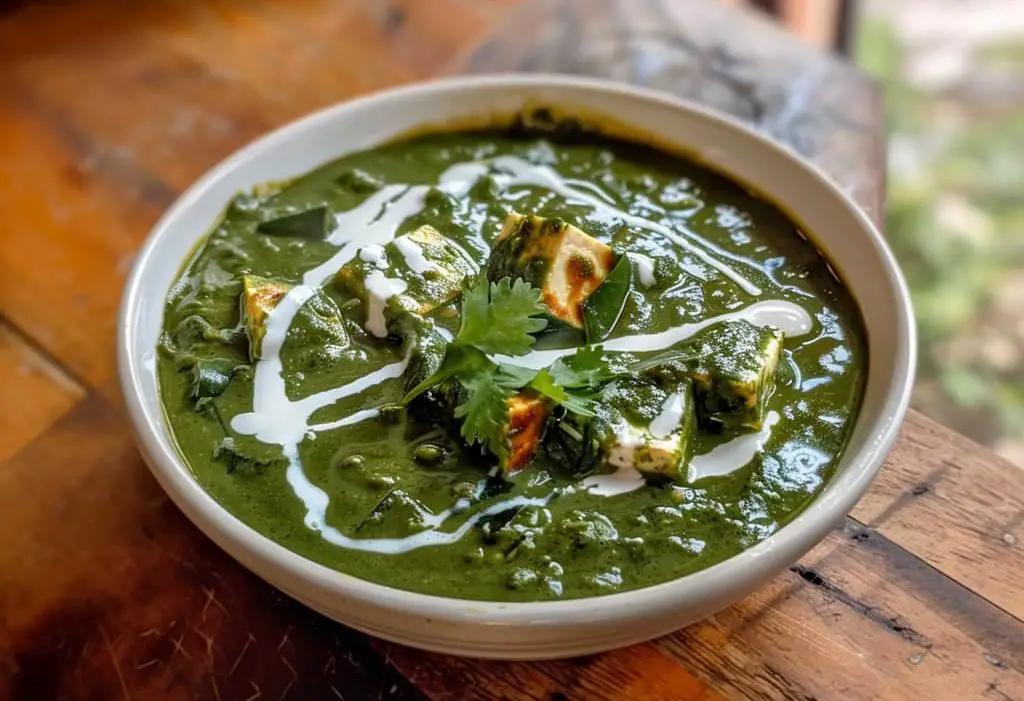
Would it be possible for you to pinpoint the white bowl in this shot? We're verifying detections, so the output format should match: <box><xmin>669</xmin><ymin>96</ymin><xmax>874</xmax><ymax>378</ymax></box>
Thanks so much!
<box><xmin>118</xmin><ymin>74</ymin><xmax>915</xmax><ymax>660</ymax></box>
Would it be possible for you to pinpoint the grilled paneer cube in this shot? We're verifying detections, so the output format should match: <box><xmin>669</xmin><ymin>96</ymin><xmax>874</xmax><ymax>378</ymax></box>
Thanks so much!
<box><xmin>599</xmin><ymin>378</ymin><xmax>696</xmax><ymax>483</ymax></box>
<box><xmin>688</xmin><ymin>320</ymin><xmax>784</xmax><ymax>429</ymax></box>
<box><xmin>335</xmin><ymin>225</ymin><xmax>475</xmax><ymax>336</ymax></box>
<box><xmin>488</xmin><ymin>212</ymin><xmax>616</xmax><ymax>328</ymax></box>
<box><xmin>501</xmin><ymin>393</ymin><xmax>551</xmax><ymax>474</ymax></box>
<box><xmin>241</xmin><ymin>276</ymin><xmax>350</xmax><ymax>366</ymax></box>
<box><xmin>240</xmin><ymin>275</ymin><xmax>290</xmax><ymax>360</ymax></box>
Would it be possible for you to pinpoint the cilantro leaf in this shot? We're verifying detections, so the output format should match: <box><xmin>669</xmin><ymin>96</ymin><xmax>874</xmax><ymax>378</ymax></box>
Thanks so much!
<box><xmin>455</xmin><ymin>277</ymin><xmax>547</xmax><ymax>355</ymax></box>
<box><xmin>549</xmin><ymin>345</ymin><xmax>622</xmax><ymax>389</ymax></box>
<box><xmin>559</xmin><ymin>390</ymin><xmax>598</xmax><ymax>417</ymax></box>
<box><xmin>495</xmin><ymin>363</ymin><xmax>539</xmax><ymax>389</ymax></box>
<box><xmin>454</xmin><ymin>371</ymin><xmax>513</xmax><ymax>461</ymax></box>
<box><xmin>402</xmin><ymin>345</ymin><xmax>491</xmax><ymax>404</ymax></box>
<box><xmin>400</xmin><ymin>275</ymin><xmax>557</xmax><ymax>466</ymax></box>
<box><xmin>495</xmin><ymin>365</ymin><xmax>597</xmax><ymax>418</ymax></box>
<box><xmin>529</xmin><ymin>369</ymin><xmax>598</xmax><ymax>418</ymax></box>
<box><xmin>526</xmin><ymin>368</ymin><xmax>567</xmax><ymax>404</ymax></box>
<box><xmin>528</xmin><ymin>368</ymin><xmax>598</xmax><ymax>417</ymax></box>
<box><xmin>456</xmin><ymin>276</ymin><xmax>491</xmax><ymax>345</ymax></box>
<box><xmin>486</xmin><ymin>278</ymin><xmax>548</xmax><ymax>353</ymax></box>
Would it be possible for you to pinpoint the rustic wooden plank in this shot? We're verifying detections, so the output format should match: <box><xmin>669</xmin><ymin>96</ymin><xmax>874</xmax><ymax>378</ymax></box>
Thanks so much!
<box><xmin>0</xmin><ymin>92</ymin><xmax>172</xmax><ymax>388</ymax></box>
<box><xmin>0</xmin><ymin>0</ymin><xmax>514</xmax><ymax>388</ymax></box>
<box><xmin>3</xmin><ymin>35</ymin><xmax>274</xmax><ymax>195</ymax></box>
<box><xmin>0</xmin><ymin>319</ymin><xmax>84</xmax><ymax>463</ymax></box>
<box><xmin>460</xmin><ymin>0</ymin><xmax>884</xmax><ymax>222</ymax></box>
<box><xmin>0</xmin><ymin>390</ymin><xmax>427</xmax><ymax>701</ymax></box>
<box><xmin>378</xmin><ymin>638</ymin><xmax>727</xmax><ymax>701</ymax></box>
<box><xmin>4</xmin><ymin>387</ymin><xmax>1021</xmax><ymax>701</ymax></box>
<box><xmin>2</xmin><ymin>0</ymin><xmax>510</xmax><ymax>195</ymax></box>
<box><xmin>4</xmin><ymin>1</ymin><xmax>1023</xmax><ymax>700</ymax></box>
<box><xmin>657</xmin><ymin>522</ymin><xmax>1024</xmax><ymax>701</ymax></box>
<box><xmin>378</xmin><ymin>517</ymin><xmax>1024</xmax><ymax>701</ymax></box>
<box><xmin>852</xmin><ymin>410</ymin><xmax>1024</xmax><ymax>622</ymax></box>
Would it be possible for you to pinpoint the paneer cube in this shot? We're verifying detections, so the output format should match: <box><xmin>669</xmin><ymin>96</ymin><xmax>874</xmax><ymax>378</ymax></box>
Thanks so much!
<box><xmin>599</xmin><ymin>378</ymin><xmax>696</xmax><ymax>483</ymax></box>
<box><xmin>605</xmin><ymin>423</ymin><xmax>689</xmax><ymax>481</ymax></box>
<box><xmin>501</xmin><ymin>393</ymin><xmax>551</xmax><ymax>474</ymax></box>
<box><xmin>688</xmin><ymin>320</ymin><xmax>784</xmax><ymax>429</ymax></box>
<box><xmin>335</xmin><ymin>225</ymin><xmax>476</xmax><ymax>336</ymax></box>
<box><xmin>488</xmin><ymin>212</ymin><xmax>616</xmax><ymax>328</ymax></box>
<box><xmin>240</xmin><ymin>275</ymin><xmax>290</xmax><ymax>360</ymax></box>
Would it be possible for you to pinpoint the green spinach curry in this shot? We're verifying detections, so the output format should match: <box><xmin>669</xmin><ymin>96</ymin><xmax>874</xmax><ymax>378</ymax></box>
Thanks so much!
<box><xmin>159</xmin><ymin>116</ymin><xmax>866</xmax><ymax>601</ymax></box>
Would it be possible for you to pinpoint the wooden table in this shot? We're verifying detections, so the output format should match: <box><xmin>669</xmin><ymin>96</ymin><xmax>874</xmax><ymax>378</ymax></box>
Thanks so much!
<box><xmin>2</xmin><ymin>1</ymin><xmax>1022</xmax><ymax>699</ymax></box>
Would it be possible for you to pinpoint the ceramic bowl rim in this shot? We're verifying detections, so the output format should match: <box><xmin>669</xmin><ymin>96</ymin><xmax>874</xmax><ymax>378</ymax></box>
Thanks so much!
<box><xmin>118</xmin><ymin>73</ymin><xmax>916</xmax><ymax>627</ymax></box>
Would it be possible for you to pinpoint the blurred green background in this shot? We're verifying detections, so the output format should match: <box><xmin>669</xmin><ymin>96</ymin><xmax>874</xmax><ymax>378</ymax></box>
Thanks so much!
<box><xmin>858</xmin><ymin>2</ymin><xmax>1024</xmax><ymax>466</ymax></box>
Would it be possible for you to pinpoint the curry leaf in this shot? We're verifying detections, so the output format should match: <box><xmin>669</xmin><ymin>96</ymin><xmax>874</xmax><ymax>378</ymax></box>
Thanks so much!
<box><xmin>257</xmin><ymin>206</ymin><xmax>337</xmax><ymax>240</ymax></box>
<box><xmin>582</xmin><ymin>255</ymin><xmax>632</xmax><ymax>342</ymax></box>
<box><xmin>189</xmin><ymin>358</ymin><xmax>238</xmax><ymax>402</ymax></box>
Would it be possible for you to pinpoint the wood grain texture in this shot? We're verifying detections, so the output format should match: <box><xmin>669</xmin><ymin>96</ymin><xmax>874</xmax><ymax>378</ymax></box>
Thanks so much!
<box><xmin>0</xmin><ymin>319</ymin><xmax>83</xmax><ymax>463</ymax></box>
<box><xmin>377</xmin><ymin>638</ymin><xmax>728</xmax><ymax>701</ymax></box>
<box><xmin>379</xmin><ymin>520</ymin><xmax>1024</xmax><ymax>701</ymax></box>
<box><xmin>656</xmin><ymin>522</ymin><xmax>1024</xmax><ymax>700</ymax></box>
<box><xmin>0</xmin><ymin>391</ymin><xmax>427</xmax><ymax>701</ymax></box>
<box><xmin>5</xmin><ymin>388</ymin><xmax>1022</xmax><ymax>701</ymax></box>
<box><xmin>459</xmin><ymin>0</ymin><xmax>884</xmax><ymax>221</ymax></box>
<box><xmin>0</xmin><ymin>0</ymin><xmax>515</xmax><ymax>387</ymax></box>
<box><xmin>852</xmin><ymin>411</ymin><xmax>1024</xmax><ymax>621</ymax></box>
<box><xmin>0</xmin><ymin>92</ymin><xmax>170</xmax><ymax>389</ymax></box>
<box><xmin>3</xmin><ymin>0</ymin><xmax>1024</xmax><ymax>700</ymax></box>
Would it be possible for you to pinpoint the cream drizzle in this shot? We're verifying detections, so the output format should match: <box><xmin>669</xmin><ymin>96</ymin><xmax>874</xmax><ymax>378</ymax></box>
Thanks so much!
<box><xmin>629</xmin><ymin>252</ymin><xmax>657</xmax><ymax>288</ymax></box>
<box><xmin>363</xmin><ymin>270</ymin><xmax>407</xmax><ymax>338</ymax></box>
<box><xmin>231</xmin><ymin>155</ymin><xmax>809</xmax><ymax>551</ymax></box>
<box><xmin>491</xmin><ymin>299</ymin><xmax>812</xmax><ymax>370</ymax></box>
<box><xmin>586</xmin><ymin>409</ymin><xmax>783</xmax><ymax>497</ymax></box>
<box><xmin>302</xmin><ymin>184</ymin><xmax>414</xmax><ymax>286</ymax></box>
<box><xmin>392</xmin><ymin>236</ymin><xmax>439</xmax><ymax>275</ymax></box>
<box><xmin>688</xmin><ymin>411</ymin><xmax>781</xmax><ymax>482</ymax></box>
<box><xmin>284</xmin><ymin>463</ymin><xmax>549</xmax><ymax>555</ymax></box>
<box><xmin>488</xmin><ymin>156</ymin><xmax>763</xmax><ymax>295</ymax></box>
<box><xmin>359</xmin><ymin>244</ymin><xmax>388</xmax><ymax>268</ymax></box>
<box><xmin>649</xmin><ymin>392</ymin><xmax>687</xmax><ymax>439</ymax></box>
<box><xmin>583</xmin><ymin>465</ymin><xmax>646</xmax><ymax>497</ymax></box>
<box><xmin>307</xmin><ymin>408</ymin><xmax>381</xmax><ymax>434</ymax></box>
<box><xmin>587</xmin><ymin>394</ymin><xmax>688</xmax><ymax>496</ymax></box>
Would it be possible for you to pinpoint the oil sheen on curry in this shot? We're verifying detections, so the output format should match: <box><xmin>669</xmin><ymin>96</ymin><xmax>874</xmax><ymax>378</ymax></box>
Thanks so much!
<box><xmin>158</xmin><ymin>116</ymin><xmax>866</xmax><ymax>602</ymax></box>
